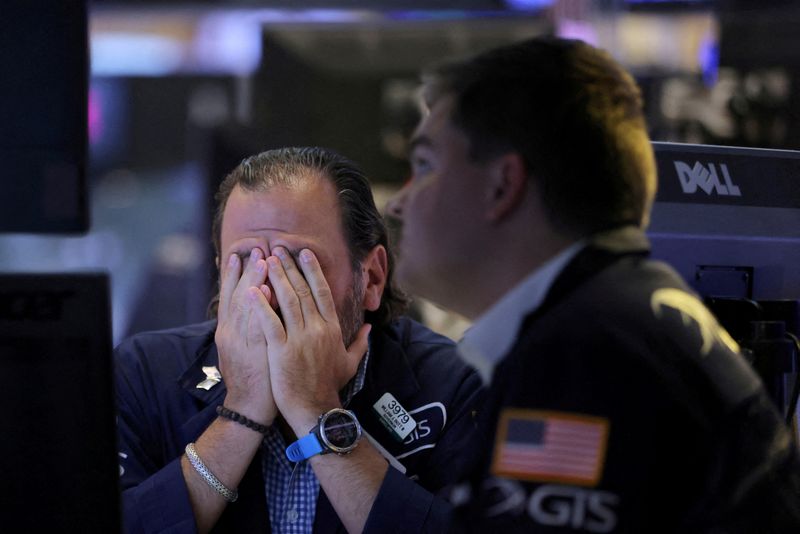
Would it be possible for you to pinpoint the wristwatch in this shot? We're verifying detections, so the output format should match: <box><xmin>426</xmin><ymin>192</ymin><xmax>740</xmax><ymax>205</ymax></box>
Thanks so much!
<box><xmin>285</xmin><ymin>408</ymin><xmax>363</xmax><ymax>462</ymax></box>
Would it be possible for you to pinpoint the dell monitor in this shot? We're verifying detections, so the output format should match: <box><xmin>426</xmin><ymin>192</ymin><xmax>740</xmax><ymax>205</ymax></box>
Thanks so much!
<box><xmin>649</xmin><ymin>141</ymin><xmax>800</xmax><ymax>423</ymax></box>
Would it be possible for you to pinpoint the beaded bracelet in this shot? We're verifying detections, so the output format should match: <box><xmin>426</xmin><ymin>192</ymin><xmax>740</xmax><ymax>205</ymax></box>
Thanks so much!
<box><xmin>216</xmin><ymin>405</ymin><xmax>270</xmax><ymax>434</ymax></box>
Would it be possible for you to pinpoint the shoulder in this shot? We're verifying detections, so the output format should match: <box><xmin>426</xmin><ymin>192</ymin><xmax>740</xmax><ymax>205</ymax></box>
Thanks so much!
<box><xmin>505</xmin><ymin>255</ymin><xmax>759</xmax><ymax>418</ymax></box>
<box><xmin>361</xmin><ymin>317</ymin><xmax>484</xmax><ymax>487</ymax></box>
<box><xmin>114</xmin><ymin>320</ymin><xmax>217</xmax><ymax>376</ymax></box>
<box><xmin>380</xmin><ymin>316</ymin><xmax>476</xmax><ymax>381</ymax></box>
<box><xmin>115</xmin><ymin>320</ymin><xmax>216</xmax><ymax>353</ymax></box>
<box><xmin>370</xmin><ymin>316</ymin><xmax>483</xmax><ymax>430</ymax></box>
<box><xmin>385</xmin><ymin>315</ymin><xmax>458</xmax><ymax>348</ymax></box>
<box><xmin>524</xmin><ymin>256</ymin><xmax>701</xmax><ymax>351</ymax></box>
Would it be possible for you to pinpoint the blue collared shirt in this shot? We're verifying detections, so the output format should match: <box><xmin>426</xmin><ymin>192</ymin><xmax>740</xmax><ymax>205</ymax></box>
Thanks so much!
<box><xmin>458</xmin><ymin>242</ymin><xmax>584</xmax><ymax>383</ymax></box>
<box><xmin>261</xmin><ymin>349</ymin><xmax>370</xmax><ymax>533</ymax></box>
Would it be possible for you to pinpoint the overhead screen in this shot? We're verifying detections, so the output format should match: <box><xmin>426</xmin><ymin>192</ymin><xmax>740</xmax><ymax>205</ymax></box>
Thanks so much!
<box><xmin>0</xmin><ymin>0</ymin><xmax>88</xmax><ymax>233</ymax></box>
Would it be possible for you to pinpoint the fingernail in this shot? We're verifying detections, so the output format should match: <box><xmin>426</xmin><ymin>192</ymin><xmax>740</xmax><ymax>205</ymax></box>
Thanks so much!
<box><xmin>300</xmin><ymin>249</ymin><xmax>312</xmax><ymax>263</ymax></box>
<box><xmin>250</xmin><ymin>248</ymin><xmax>259</xmax><ymax>262</ymax></box>
<box><xmin>267</xmin><ymin>256</ymin><xmax>280</xmax><ymax>268</ymax></box>
<box><xmin>229</xmin><ymin>254</ymin><xmax>238</xmax><ymax>267</ymax></box>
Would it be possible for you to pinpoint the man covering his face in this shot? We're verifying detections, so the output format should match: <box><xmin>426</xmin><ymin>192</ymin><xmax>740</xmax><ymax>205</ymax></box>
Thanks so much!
<box><xmin>116</xmin><ymin>147</ymin><xmax>484</xmax><ymax>533</ymax></box>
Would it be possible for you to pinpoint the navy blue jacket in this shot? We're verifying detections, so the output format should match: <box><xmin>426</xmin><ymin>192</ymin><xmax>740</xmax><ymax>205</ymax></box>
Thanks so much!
<box><xmin>116</xmin><ymin>317</ymin><xmax>483</xmax><ymax>533</ymax></box>
<box><xmin>459</xmin><ymin>227</ymin><xmax>800</xmax><ymax>533</ymax></box>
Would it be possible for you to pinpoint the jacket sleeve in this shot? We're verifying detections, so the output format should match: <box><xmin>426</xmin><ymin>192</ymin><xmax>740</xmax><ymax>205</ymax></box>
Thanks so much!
<box><xmin>115</xmin><ymin>338</ymin><xmax>198</xmax><ymax>534</ymax></box>
<box><xmin>362</xmin><ymin>466</ymin><xmax>454</xmax><ymax>533</ymax></box>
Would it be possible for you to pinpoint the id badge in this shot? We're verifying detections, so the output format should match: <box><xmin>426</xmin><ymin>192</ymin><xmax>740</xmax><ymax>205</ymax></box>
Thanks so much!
<box><xmin>373</xmin><ymin>392</ymin><xmax>417</xmax><ymax>441</ymax></box>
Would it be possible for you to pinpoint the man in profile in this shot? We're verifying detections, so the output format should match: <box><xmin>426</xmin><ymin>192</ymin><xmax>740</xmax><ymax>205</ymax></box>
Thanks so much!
<box><xmin>116</xmin><ymin>147</ymin><xmax>483</xmax><ymax>532</ymax></box>
<box><xmin>387</xmin><ymin>37</ymin><xmax>800</xmax><ymax>532</ymax></box>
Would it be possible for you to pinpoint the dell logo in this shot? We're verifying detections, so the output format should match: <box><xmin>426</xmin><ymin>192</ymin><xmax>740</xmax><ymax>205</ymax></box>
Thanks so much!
<box><xmin>673</xmin><ymin>161</ymin><xmax>742</xmax><ymax>196</ymax></box>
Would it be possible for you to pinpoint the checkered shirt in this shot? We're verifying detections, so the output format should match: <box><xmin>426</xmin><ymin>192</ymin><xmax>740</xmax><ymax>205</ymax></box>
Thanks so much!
<box><xmin>261</xmin><ymin>349</ymin><xmax>370</xmax><ymax>533</ymax></box>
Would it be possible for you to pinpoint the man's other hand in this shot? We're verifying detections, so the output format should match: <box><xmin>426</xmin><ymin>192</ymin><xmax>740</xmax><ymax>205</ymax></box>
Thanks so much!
<box><xmin>215</xmin><ymin>248</ymin><xmax>277</xmax><ymax>427</ymax></box>
<box><xmin>249</xmin><ymin>246</ymin><xmax>370</xmax><ymax>435</ymax></box>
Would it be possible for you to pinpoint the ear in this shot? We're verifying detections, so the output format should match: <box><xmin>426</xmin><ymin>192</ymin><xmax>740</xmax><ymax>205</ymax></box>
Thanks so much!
<box><xmin>484</xmin><ymin>152</ymin><xmax>528</xmax><ymax>223</ymax></box>
<box><xmin>360</xmin><ymin>245</ymin><xmax>389</xmax><ymax>312</ymax></box>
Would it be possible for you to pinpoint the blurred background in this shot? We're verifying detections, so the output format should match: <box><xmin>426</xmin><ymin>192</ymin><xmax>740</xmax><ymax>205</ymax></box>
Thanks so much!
<box><xmin>2</xmin><ymin>0</ymin><xmax>799</xmax><ymax>344</ymax></box>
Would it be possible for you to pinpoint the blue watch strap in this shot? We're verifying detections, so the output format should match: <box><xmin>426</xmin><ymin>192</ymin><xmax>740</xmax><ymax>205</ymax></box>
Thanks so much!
<box><xmin>286</xmin><ymin>432</ymin><xmax>324</xmax><ymax>462</ymax></box>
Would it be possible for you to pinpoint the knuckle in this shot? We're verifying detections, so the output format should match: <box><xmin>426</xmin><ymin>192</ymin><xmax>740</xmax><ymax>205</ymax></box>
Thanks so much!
<box><xmin>295</xmin><ymin>284</ymin><xmax>312</xmax><ymax>299</ymax></box>
<box><xmin>315</xmin><ymin>285</ymin><xmax>332</xmax><ymax>301</ymax></box>
<box><xmin>285</xmin><ymin>298</ymin><xmax>302</xmax><ymax>317</ymax></box>
<box><xmin>267</xmin><ymin>323</ymin><xmax>285</xmax><ymax>341</ymax></box>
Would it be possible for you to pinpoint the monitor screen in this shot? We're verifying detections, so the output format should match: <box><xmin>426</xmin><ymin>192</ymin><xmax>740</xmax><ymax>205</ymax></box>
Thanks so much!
<box><xmin>0</xmin><ymin>0</ymin><xmax>88</xmax><ymax>233</ymax></box>
<box><xmin>648</xmin><ymin>142</ymin><xmax>800</xmax><ymax>423</ymax></box>
<box><xmin>649</xmin><ymin>141</ymin><xmax>800</xmax><ymax>302</ymax></box>
<box><xmin>0</xmin><ymin>273</ymin><xmax>119</xmax><ymax>532</ymax></box>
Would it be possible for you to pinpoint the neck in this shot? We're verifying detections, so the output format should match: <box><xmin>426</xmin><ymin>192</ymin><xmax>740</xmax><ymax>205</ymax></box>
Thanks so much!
<box><xmin>454</xmin><ymin>230</ymin><xmax>578</xmax><ymax>321</ymax></box>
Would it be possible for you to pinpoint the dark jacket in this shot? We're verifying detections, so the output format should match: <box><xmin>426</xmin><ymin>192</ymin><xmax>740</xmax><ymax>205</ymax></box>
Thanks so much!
<box><xmin>462</xmin><ymin>227</ymin><xmax>800</xmax><ymax>533</ymax></box>
<box><xmin>116</xmin><ymin>317</ymin><xmax>483</xmax><ymax>533</ymax></box>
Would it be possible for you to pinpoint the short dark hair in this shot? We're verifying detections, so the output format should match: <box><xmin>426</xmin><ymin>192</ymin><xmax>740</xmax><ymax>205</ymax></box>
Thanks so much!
<box><xmin>422</xmin><ymin>37</ymin><xmax>656</xmax><ymax>237</ymax></box>
<box><xmin>210</xmin><ymin>146</ymin><xmax>408</xmax><ymax>327</ymax></box>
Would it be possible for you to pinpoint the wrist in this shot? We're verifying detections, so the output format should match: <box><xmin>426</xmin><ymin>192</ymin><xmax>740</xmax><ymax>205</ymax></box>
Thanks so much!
<box><xmin>222</xmin><ymin>394</ymin><xmax>276</xmax><ymax>427</ymax></box>
<box><xmin>285</xmin><ymin>401</ymin><xmax>342</xmax><ymax>437</ymax></box>
<box><xmin>285</xmin><ymin>407</ymin><xmax>363</xmax><ymax>462</ymax></box>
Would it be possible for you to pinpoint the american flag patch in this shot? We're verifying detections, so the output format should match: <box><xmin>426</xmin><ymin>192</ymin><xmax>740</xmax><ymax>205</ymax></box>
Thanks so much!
<box><xmin>491</xmin><ymin>409</ymin><xmax>609</xmax><ymax>487</ymax></box>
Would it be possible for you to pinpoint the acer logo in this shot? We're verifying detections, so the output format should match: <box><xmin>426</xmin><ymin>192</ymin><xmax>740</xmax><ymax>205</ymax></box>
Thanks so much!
<box><xmin>673</xmin><ymin>161</ymin><xmax>741</xmax><ymax>196</ymax></box>
<box><xmin>0</xmin><ymin>290</ymin><xmax>73</xmax><ymax>321</ymax></box>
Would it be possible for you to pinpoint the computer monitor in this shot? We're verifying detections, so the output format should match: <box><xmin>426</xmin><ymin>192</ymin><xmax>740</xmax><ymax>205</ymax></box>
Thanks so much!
<box><xmin>649</xmin><ymin>142</ymin><xmax>800</xmax><ymax>422</ymax></box>
<box><xmin>0</xmin><ymin>273</ymin><xmax>120</xmax><ymax>532</ymax></box>
<box><xmin>649</xmin><ymin>141</ymin><xmax>800</xmax><ymax>303</ymax></box>
<box><xmin>0</xmin><ymin>0</ymin><xmax>89</xmax><ymax>233</ymax></box>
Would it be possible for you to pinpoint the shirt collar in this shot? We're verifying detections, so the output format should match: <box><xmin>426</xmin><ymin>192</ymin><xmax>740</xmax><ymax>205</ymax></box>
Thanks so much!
<box><xmin>340</xmin><ymin>344</ymin><xmax>370</xmax><ymax>407</ymax></box>
<box><xmin>458</xmin><ymin>241</ymin><xmax>585</xmax><ymax>384</ymax></box>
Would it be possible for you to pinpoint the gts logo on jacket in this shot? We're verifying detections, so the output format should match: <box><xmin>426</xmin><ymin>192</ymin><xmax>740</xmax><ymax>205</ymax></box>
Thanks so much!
<box><xmin>397</xmin><ymin>402</ymin><xmax>446</xmax><ymax>459</ymax></box>
<box><xmin>482</xmin><ymin>478</ymin><xmax>619</xmax><ymax>533</ymax></box>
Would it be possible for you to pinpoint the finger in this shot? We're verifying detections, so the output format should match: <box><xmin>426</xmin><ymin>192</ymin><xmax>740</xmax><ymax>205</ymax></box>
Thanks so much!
<box><xmin>218</xmin><ymin>253</ymin><xmax>241</xmax><ymax>323</ymax></box>
<box><xmin>230</xmin><ymin>250</ymin><xmax>266</xmax><ymax>316</ymax></box>
<box><xmin>259</xmin><ymin>284</ymin><xmax>275</xmax><ymax>309</ymax></box>
<box><xmin>298</xmin><ymin>249</ymin><xmax>338</xmax><ymax>323</ymax></box>
<box><xmin>260</xmin><ymin>283</ymin><xmax>279</xmax><ymax>311</ymax></box>
<box><xmin>245</xmin><ymin>307</ymin><xmax>265</xmax><ymax>349</ymax></box>
<box><xmin>235</xmin><ymin>248</ymin><xmax>267</xmax><ymax>296</ymax></box>
<box><xmin>266</xmin><ymin>255</ymin><xmax>305</xmax><ymax>330</ymax></box>
<box><xmin>248</xmin><ymin>286</ymin><xmax>286</xmax><ymax>345</ymax></box>
<box><xmin>344</xmin><ymin>323</ymin><xmax>372</xmax><ymax>377</ymax></box>
<box><xmin>231</xmin><ymin>251</ymin><xmax>267</xmax><ymax>339</ymax></box>
<box><xmin>272</xmin><ymin>247</ymin><xmax>320</xmax><ymax>320</ymax></box>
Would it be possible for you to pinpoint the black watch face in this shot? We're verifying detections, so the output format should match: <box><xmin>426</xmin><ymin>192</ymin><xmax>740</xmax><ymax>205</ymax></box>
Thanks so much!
<box><xmin>320</xmin><ymin>410</ymin><xmax>361</xmax><ymax>452</ymax></box>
